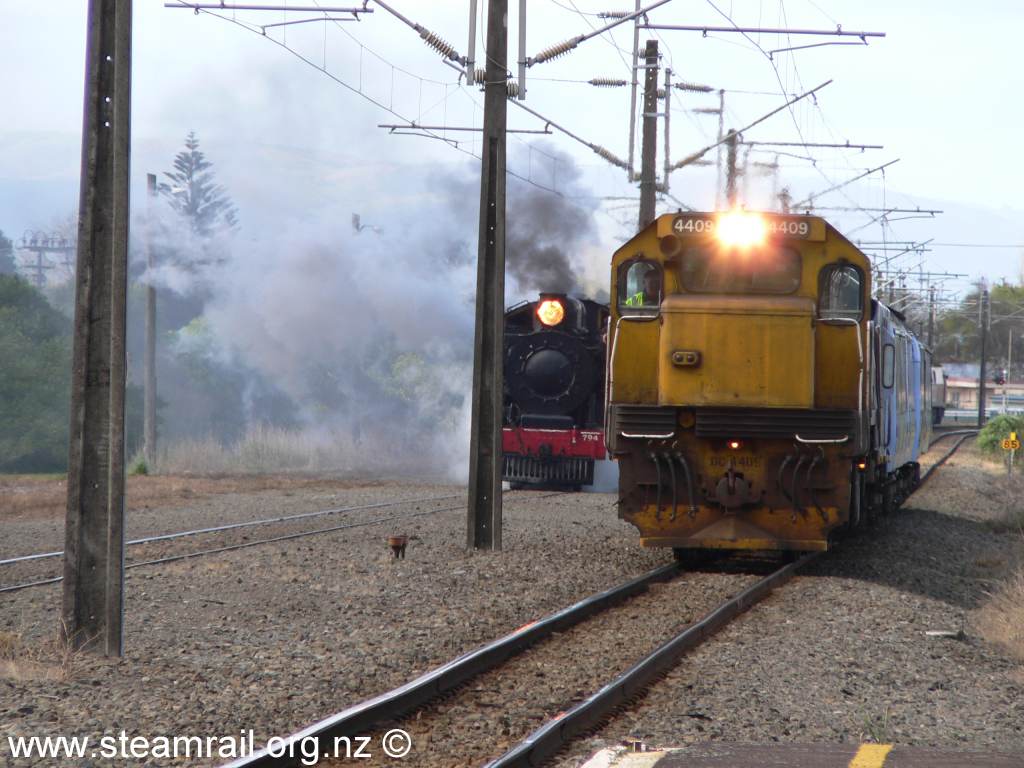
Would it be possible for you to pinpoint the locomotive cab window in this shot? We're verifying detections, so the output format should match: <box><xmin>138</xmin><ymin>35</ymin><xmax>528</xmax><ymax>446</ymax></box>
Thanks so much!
<box><xmin>619</xmin><ymin>260</ymin><xmax>663</xmax><ymax>312</ymax></box>
<box><xmin>882</xmin><ymin>343</ymin><xmax>895</xmax><ymax>388</ymax></box>
<box><xmin>819</xmin><ymin>264</ymin><xmax>863</xmax><ymax>320</ymax></box>
<box><xmin>679</xmin><ymin>245</ymin><xmax>801</xmax><ymax>294</ymax></box>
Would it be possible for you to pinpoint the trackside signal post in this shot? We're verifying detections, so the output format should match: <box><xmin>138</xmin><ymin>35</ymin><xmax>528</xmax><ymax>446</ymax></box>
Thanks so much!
<box><xmin>467</xmin><ymin>0</ymin><xmax>507</xmax><ymax>550</ymax></box>
<box><xmin>63</xmin><ymin>0</ymin><xmax>132</xmax><ymax>656</ymax></box>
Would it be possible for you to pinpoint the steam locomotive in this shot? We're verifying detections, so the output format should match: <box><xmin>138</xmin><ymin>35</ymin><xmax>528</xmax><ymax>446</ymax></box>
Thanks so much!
<box><xmin>502</xmin><ymin>294</ymin><xmax>609</xmax><ymax>488</ymax></box>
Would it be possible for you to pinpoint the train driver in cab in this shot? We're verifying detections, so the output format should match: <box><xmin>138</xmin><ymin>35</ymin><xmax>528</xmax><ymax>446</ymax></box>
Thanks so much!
<box><xmin>624</xmin><ymin>263</ymin><xmax>662</xmax><ymax>308</ymax></box>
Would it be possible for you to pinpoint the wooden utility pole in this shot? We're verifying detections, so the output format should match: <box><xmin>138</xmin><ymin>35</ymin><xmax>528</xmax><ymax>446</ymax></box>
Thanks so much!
<box><xmin>638</xmin><ymin>39</ymin><xmax>658</xmax><ymax>229</ymax></box>
<box><xmin>466</xmin><ymin>0</ymin><xmax>507</xmax><ymax>551</ymax></box>
<box><xmin>725</xmin><ymin>129</ymin><xmax>739</xmax><ymax>207</ymax></box>
<box><xmin>143</xmin><ymin>173</ymin><xmax>157</xmax><ymax>468</ymax></box>
<box><xmin>63</xmin><ymin>0</ymin><xmax>132</xmax><ymax>657</ymax></box>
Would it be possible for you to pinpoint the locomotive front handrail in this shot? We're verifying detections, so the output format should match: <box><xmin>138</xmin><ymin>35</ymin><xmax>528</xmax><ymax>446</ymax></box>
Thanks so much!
<box><xmin>818</xmin><ymin>315</ymin><xmax>864</xmax><ymax>446</ymax></box>
<box><xmin>794</xmin><ymin>434</ymin><xmax>849</xmax><ymax>444</ymax></box>
<box><xmin>606</xmin><ymin>313</ymin><xmax>662</xmax><ymax>449</ymax></box>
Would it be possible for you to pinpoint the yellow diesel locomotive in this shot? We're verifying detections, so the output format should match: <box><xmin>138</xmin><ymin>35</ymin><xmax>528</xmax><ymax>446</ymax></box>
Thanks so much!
<box><xmin>607</xmin><ymin>210</ymin><xmax>931</xmax><ymax>554</ymax></box>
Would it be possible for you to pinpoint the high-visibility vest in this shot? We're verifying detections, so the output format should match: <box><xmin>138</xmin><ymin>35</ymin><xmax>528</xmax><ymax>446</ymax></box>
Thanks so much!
<box><xmin>624</xmin><ymin>291</ymin><xmax>646</xmax><ymax>307</ymax></box>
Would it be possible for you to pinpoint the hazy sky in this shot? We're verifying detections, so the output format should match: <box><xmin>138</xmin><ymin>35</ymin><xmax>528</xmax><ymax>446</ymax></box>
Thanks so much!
<box><xmin>2</xmin><ymin>1</ymin><xmax>1022</xmax><ymax>294</ymax></box>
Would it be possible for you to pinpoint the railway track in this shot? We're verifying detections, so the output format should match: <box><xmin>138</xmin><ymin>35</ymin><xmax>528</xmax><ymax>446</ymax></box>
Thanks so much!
<box><xmin>0</xmin><ymin>490</ymin><xmax>560</xmax><ymax>595</ymax></box>
<box><xmin>215</xmin><ymin>431</ymin><xmax>977</xmax><ymax>768</ymax></box>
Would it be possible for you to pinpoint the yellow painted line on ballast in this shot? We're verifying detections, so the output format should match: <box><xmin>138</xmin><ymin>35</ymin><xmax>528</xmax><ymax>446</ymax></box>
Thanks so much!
<box><xmin>849</xmin><ymin>743</ymin><xmax>893</xmax><ymax>768</ymax></box>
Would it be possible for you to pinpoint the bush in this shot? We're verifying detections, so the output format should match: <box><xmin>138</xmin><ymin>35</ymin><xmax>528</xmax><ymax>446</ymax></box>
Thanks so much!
<box><xmin>977</xmin><ymin>414</ymin><xmax>1024</xmax><ymax>457</ymax></box>
<box><xmin>127</xmin><ymin>452</ymin><xmax>149</xmax><ymax>476</ymax></box>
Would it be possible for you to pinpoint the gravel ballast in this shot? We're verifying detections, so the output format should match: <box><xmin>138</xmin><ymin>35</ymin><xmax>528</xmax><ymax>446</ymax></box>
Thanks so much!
<box><xmin>554</xmin><ymin>442</ymin><xmax>1024</xmax><ymax>764</ymax></box>
<box><xmin>2</xmin><ymin>441</ymin><xmax>1022</xmax><ymax>767</ymax></box>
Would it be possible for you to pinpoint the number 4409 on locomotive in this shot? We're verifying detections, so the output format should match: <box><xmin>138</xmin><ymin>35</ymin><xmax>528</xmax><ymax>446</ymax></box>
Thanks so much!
<box><xmin>502</xmin><ymin>294</ymin><xmax>610</xmax><ymax>489</ymax></box>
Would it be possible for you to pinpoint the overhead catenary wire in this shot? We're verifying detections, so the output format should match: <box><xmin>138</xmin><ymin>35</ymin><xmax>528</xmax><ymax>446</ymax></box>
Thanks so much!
<box><xmin>175</xmin><ymin>3</ymin><xmax>579</xmax><ymax>200</ymax></box>
<box><xmin>669</xmin><ymin>79</ymin><xmax>832</xmax><ymax>171</ymax></box>
<box><xmin>509</xmin><ymin>99</ymin><xmax>631</xmax><ymax>171</ymax></box>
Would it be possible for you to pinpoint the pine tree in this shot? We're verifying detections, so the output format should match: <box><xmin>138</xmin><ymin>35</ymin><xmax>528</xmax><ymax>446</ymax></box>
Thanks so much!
<box><xmin>0</xmin><ymin>230</ymin><xmax>15</xmax><ymax>275</ymax></box>
<box><xmin>158</xmin><ymin>131</ymin><xmax>239</xmax><ymax>236</ymax></box>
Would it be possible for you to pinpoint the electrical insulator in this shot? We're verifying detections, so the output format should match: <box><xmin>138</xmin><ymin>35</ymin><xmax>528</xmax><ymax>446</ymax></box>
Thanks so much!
<box><xmin>656</xmin><ymin>88</ymin><xmax>666</xmax><ymax>99</ymax></box>
<box><xmin>506</xmin><ymin>80</ymin><xmax>521</xmax><ymax>98</ymax></box>
<box><xmin>592</xmin><ymin>145</ymin><xmax>629</xmax><ymax>171</ymax></box>
<box><xmin>588</xmin><ymin>78</ymin><xmax>627</xmax><ymax>87</ymax></box>
<box><xmin>530</xmin><ymin>36</ymin><xmax>583</xmax><ymax>64</ymax></box>
<box><xmin>597</xmin><ymin>11</ymin><xmax>630</xmax><ymax>18</ymax></box>
<box><xmin>674</xmin><ymin>82</ymin><xmax>714</xmax><ymax>93</ymax></box>
<box><xmin>418</xmin><ymin>29</ymin><xmax>459</xmax><ymax>61</ymax></box>
<box><xmin>474</xmin><ymin>68</ymin><xmax>487</xmax><ymax>84</ymax></box>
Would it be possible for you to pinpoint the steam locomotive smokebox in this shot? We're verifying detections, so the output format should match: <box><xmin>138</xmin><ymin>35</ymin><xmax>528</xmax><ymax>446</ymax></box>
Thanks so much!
<box><xmin>502</xmin><ymin>295</ymin><xmax>610</xmax><ymax>489</ymax></box>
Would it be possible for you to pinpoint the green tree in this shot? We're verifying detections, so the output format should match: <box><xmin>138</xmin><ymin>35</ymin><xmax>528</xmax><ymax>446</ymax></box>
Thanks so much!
<box><xmin>158</xmin><ymin>131</ymin><xmax>238</xmax><ymax>236</ymax></box>
<box><xmin>0</xmin><ymin>230</ymin><xmax>15</xmax><ymax>275</ymax></box>
<box><xmin>0</xmin><ymin>275</ymin><xmax>72</xmax><ymax>472</ymax></box>
<box><xmin>933</xmin><ymin>282</ymin><xmax>1024</xmax><ymax>376</ymax></box>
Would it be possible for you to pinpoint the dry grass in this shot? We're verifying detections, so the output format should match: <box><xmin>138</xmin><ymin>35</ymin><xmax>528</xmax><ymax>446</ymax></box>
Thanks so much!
<box><xmin>976</xmin><ymin>569</ymin><xmax>1024</xmax><ymax>669</ymax></box>
<box><xmin>154</xmin><ymin>423</ymin><xmax>455</xmax><ymax>477</ymax></box>
<box><xmin>0</xmin><ymin>628</ymin><xmax>82</xmax><ymax>683</ymax></box>
<box><xmin>0</xmin><ymin>472</ymin><xmax>368</xmax><ymax>522</ymax></box>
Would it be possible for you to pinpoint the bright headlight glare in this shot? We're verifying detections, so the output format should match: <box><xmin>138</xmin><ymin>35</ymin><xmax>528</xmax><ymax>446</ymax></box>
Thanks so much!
<box><xmin>716</xmin><ymin>211</ymin><xmax>767</xmax><ymax>248</ymax></box>
<box><xmin>536</xmin><ymin>299</ymin><xmax>565</xmax><ymax>327</ymax></box>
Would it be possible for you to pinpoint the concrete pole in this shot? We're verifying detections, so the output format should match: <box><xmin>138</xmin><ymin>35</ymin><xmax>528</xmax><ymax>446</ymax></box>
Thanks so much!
<box><xmin>978</xmin><ymin>287</ymin><xmax>989</xmax><ymax>426</ymax></box>
<box><xmin>714</xmin><ymin>89</ymin><xmax>725</xmax><ymax>210</ymax></box>
<box><xmin>625</xmin><ymin>0</ymin><xmax>641</xmax><ymax>180</ymax></box>
<box><xmin>725</xmin><ymin>129</ymin><xmax>738</xmax><ymax>208</ymax></box>
<box><xmin>466</xmin><ymin>0</ymin><xmax>507</xmax><ymax>551</ymax></box>
<box><xmin>662</xmin><ymin>67</ymin><xmax>671</xmax><ymax>196</ymax></box>
<box><xmin>63</xmin><ymin>0</ymin><xmax>132</xmax><ymax>657</ymax></box>
<box><xmin>638</xmin><ymin>39</ymin><xmax>658</xmax><ymax>229</ymax></box>
<box><xmin>927</xmin><ymin>284</ymin><xmax>935</xmax><ymax>349</ymax></box>
<box><xmin>143</xmin><ymin>173</ymin><xmax>157</xmax><ymax>468</ymax></box>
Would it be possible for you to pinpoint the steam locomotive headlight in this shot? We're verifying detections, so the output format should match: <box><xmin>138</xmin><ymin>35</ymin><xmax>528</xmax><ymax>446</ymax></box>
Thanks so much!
<box><xmin>716</xmin><ymin>211</ymin><xmax>766</xmax><ymax>248</ymax></box>
<box><xmin>536</xmin><ymin>299</ymin><xmax>565</xmax><ymax>327</ymax></box>
<box><xmin>727</xmin><ymin>440</ymin><xmax>743</xmax><ymax>450</ymax></box>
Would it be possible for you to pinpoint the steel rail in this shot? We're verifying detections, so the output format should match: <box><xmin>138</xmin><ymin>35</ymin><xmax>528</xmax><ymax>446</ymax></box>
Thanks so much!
<box><xmin>483</xmin><ymin>553</ymin><xmax>819</xmax><ymax>768</ymax></box>
<box><xmin>482</xmin><ymin>432</ymin><xmax>976</xmax><ymax>767</ymax></box>
<box><xmin>0</xmin><ymin>491</ymin><xmax>564</xmax><ymax>596</ymax></box>
<box><xmin>0</xmin><ymin>493</ymin><xmax>463</xmax><ymax>568</ymax></box>
<box><xmin>0</xmin><ymin>504</ymin><xmax>467</xmax><ymax>596</ymax></box>
<box><xmin>219</xmin><ymin>561</ymin><xmax>681</xmax><ymax>768</ymax></box>
<box><xmin>922</xmin><ymin>432</ymin><xmax>976</xmax><ymax>483</ymax></box>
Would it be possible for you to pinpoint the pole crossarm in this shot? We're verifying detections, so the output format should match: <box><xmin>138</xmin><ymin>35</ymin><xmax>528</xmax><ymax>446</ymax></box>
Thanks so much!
<box><xmin>378</xmin><ymin>122</ymin><xmax>552</xmax><ymax>134</ymax></box>
<box><xmin>640</xmin><ymin>23</ymin><xmax>884</xmax><ymax>39</ymax></box>
<box><xmin>792</xmin><ymin>157</ymin><xmax>899</xmax><ymax>208</ymax></box>
<box><xmin>509</xmin><ymin>99</ymin><xmax>630</xmax><ymax>170</ymax></box>
<box><xmin>165</xmin><ymin>2</ymin><xmax>372</xmax><ymax>13</ymax></box>
<box><xmin>669</xmin><ymin>79</ymin><xmax>832</xmax><ymax>172</ymax></box>
<box><xmin>740</xmin><ymin>140</ymin><xmax>883</xmax><ymax>150</ymax></box>
<box><xmin>814</xmin><ymin>206</ymin><xmax>943</xmax><ymax>214</ymax></box>
<box><xmin>527</xmin><ymin>0</ymin><xmax>672</xmax><ymax>66</ymax></box>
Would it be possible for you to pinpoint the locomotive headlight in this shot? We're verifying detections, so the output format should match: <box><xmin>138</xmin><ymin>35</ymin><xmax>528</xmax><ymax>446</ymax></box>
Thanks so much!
<box><xmin>536</xmin><ymin>299</ymin><xmax>565</xmax><ymax>327</ymax></box>
<box><xmin>716</xmin><ymin>211</ymin><xmax>766</xmax><ymax>248</ymax></box>
<box><xmin>727</xmin><ymin>440</ymin><xmax>743</xmax><ymax>450</ymax></box>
